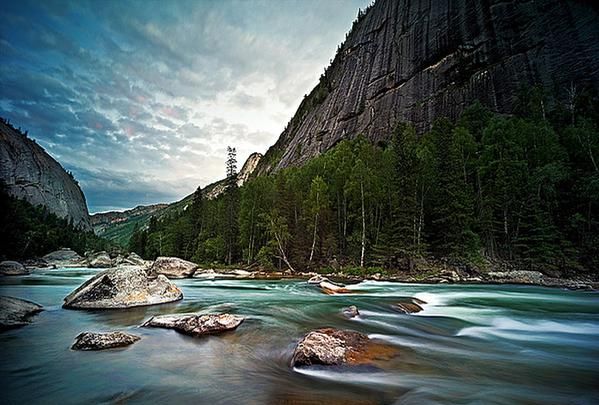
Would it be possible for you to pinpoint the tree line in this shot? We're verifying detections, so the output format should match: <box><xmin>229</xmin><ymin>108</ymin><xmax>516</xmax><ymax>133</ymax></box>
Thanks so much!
<box><xmin>130</xmin><ymin>88</ymin><xmax>598</xmax><ymax>276</ymax></box>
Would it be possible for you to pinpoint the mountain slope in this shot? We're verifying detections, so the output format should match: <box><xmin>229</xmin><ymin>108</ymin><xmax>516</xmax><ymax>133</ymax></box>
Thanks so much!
<box><xmin>0</xmin><ymin>119</ymin><xmax>92</xmax><ymax>231</ymax></box>
<box><xmin>256</xmin><ymin>0</ymin><xmax>599</xmax><ymax>174</ymax></box>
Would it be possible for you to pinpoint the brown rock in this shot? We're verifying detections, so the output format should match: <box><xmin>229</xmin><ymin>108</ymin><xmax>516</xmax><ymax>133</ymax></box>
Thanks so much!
<box><xmin>148</xmin><ymin>256</ymin><xmax>199</xmax><ymax>278</ymax></box>
<box><xmin>392</xmin><ymin>298</ymin><xmax>427</xmax><ymax>314</ymax></box>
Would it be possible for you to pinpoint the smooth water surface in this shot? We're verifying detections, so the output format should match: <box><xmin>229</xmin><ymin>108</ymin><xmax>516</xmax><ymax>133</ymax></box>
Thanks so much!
<box><xmin>1</xmin><ymin>268</ymin><xmax>598</xmax><ymax>404</ymax></box>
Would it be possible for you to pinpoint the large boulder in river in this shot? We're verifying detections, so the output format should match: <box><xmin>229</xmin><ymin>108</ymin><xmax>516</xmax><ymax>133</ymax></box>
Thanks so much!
<box><xmin>142</xmin><ymin>313</ymin><xmax>244</xmax><ymax>337</ymax></box>
<box><xmin>42</xmin><ymin>248</ymin><xmax>82</xmax><ymax>266</ymax></box>
<box><xmin>87</xmin><ymin>251</ymin><xmax>112</xmax><ymax>268</ymax></box>
<box><xmin>0</xmin><ymin>296</ymin><xmax>43</xmax><ymax>330</ymax></box>
<box><xmin>0</xmin><ymin>261</ymin><xmax>29</xmax><ymax>275</ymax></box>
<box><xmin>63</xmin><ymin>266</ymin><xmax>183</xmax><ymax>309</ymax></box>
<box><xmin>291</xmin><ymin>328</ymin><xmax>398</xmax><ymax>367</ymax></box>
<box><xmin>391</xmin><ymin>297</ymin><xmax>427</xmax><ymax>314</ymax></box>
<box><xmin>71</xmin><ymin>331</ymin><xmax>140</xmax><ymax>350</ymax></box>
<box><xmin>148</xmin><ymin>256</ymin><xmax>198</xmax><ymax>278</ymax></box>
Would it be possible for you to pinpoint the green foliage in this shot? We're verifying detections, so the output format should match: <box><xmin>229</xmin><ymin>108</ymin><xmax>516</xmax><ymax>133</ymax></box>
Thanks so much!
<box><xmin>0</xmin><ymin>187</ymin><xmax>111</xmax><ymax>260</ymax></box>
<box><xmin>129</xmin><ymin>91</ymin><xmax>599</xmax><ymax>276</ymax></box>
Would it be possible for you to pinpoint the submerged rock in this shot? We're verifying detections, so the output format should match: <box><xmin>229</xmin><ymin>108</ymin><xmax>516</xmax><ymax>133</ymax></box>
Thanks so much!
<box><xmin>392</xmin><ymin>298</ymin><xmax>426</xmax><ymax>314</ymax></box>
<box><xmin>71</xmin><ymin>331</ymin><xmax>140</xmax><ymax>350</ymax></box>
<box><xmin>291</xmin><ymin>328</ymin><xmax>398</xmax><ymax>367</ymax></box>
<box><xmin>0</xmin><ymin>261</ymin><xmax>29</xmax><ymax>275</ymax></box>
<box><xmin>141</xmin><ymin>313</ymin><xmax>244</xmax><ymax>337</ymax></box>
<box><xmin>87</xmin><ymin>251</ymin><xmax>112</xmax><ymax>268</ymax></box>
<box><xmin>0</xmin><ymin>296</ymin><xmax>43</xmax><ymax>330</ymax></box>
<box><xmin>63</xmin><ymin>266</ymin><xmax>183</xmax><ymax>309</ymax></box>
<box><xmin>342</xmin><ymin>305</ymin><xmax>360</xmax><ymax>318</ymax></box>
<box><xmin>148</xmin><ymin>256</ymin><xmax>199</xmax><ymax>278</ymax></box>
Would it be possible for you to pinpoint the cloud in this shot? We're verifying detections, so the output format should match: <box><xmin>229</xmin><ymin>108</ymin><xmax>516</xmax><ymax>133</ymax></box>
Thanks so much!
<box><xmin>0</xmin><ymin>0</ymin><xmax>371</xmax><ymax>212</ymax></box>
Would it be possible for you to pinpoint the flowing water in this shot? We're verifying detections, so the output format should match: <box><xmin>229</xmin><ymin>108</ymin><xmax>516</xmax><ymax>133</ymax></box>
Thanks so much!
<box><xmin>1</xmin><ymin>268</ymin><xmax>598</xmax><ymax>404</ymax></box>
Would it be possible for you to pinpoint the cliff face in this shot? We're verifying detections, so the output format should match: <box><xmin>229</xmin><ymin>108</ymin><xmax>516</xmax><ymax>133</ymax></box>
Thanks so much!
<box><xmin>0</xmin><ymin>121</ymin><xmax>92</xmax><ymax>231</ymax></box>
<box><xmin>258</xmin><ymin>0</ymin><xmax>599</xmax><ymax>173</ymax></box>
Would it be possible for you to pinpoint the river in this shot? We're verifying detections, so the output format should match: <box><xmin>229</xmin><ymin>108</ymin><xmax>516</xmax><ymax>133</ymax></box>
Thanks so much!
<box><xmin>1</xmin><ymin>268</ymin><xmax>598</xmax><ymax>404</ymax></box>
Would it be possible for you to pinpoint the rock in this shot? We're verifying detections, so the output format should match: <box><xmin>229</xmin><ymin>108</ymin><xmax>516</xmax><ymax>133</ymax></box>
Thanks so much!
<box><xmin>0</xmin><ymin>260</ymin><xmax>29</xmax><ymax>275</ymax></box>
<box><xmin>342</xmin><ymin>305</ymin><xmax>360</xmax><ymax>318</ymax></box>
<box><xmin>42</xmin><ymin>248</ymin><xmax>83</xmax><ymax>266</ymax></box>
<box><xmin>126</xmin><ymin>252</ymin><xmax>146</xmax><ymax>265</ymax></box>
<box><xmin>142</xmin><ymin>313</ymin><xmax>244</xmax><ymax>337</ymax></box>
<box><xmin>0</xmin><ymin>296</ymin><xmax>43</xmax><ymax>330</ymax></box>
<box><xmin>392</xmin><ymin>298</ymin><xmax>427</xmax><ymax>314</ymax></box>
<box><xmin>148</xmin><ymin>256</ymin><xmax>198</xmax><ymax>278</ymax></box>
<box><xmin>22</xmin><ymin>258</ymin><xmax>50</xmax><ymax>269</ymax></box>
<box><xmin>488</xmin><ymin>270</ymin><xmax>545</xmax><ymax>284</ymax></box>
<box><xmin>0</xmin><ymin>121</ymin><xmax>92</xmax><ymax>230</ymax></box>
<box><xmin>87</xmin><ymin>251</ymin><xmax>112</xmax><ymax>268</ymax></box>
<box><xmin>440</xmin><ymin>270</ymin><xmax>460</xmax><ymax>282</ymax></box>
<box><xmin>307</xmin><ymin>275</ymin><xmax>329</xmax><ymax>284</ymax></box>
<box><xmin>291</xmin><ymin>328</ymin><xmax>398</xmax><ymax>367</ymax></box>
<box><xmin>254</xmin><ymin>0</ymin><xmax>599</xmax><ymax>176</ymax></box>
<box><xmin>71</xmin><ymin>331</ymin><xmax>140</xmax><ymax>350</ymax></box>
<box><xmin>63</xmin><ymin>266</ymin><xmax>183</xmax><ymax>309</ymax></box>
<box><xmin>319</xmin><ymin>281</ymin><xmax>353</xmax><ymax>294</ymax></box>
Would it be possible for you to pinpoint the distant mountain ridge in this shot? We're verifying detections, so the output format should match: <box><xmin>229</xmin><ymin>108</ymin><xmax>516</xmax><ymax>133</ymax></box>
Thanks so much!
<box><xmin>0</xmin><ymin>119</ymin><xmax>92</xmax><ymax>231</ymax></box>
<box><xmin>256</xmin><ymin>0</ymin><xmax>599</xmax><ymax>174</ymax></box>
<box><xmin>93</xmin><ymin>152</ymin><xmax>263</xmax><ymax>245</ymax></box>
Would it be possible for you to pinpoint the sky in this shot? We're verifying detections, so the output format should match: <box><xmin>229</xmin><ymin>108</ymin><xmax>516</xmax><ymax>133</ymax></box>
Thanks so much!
<box><xmin>0</xmin><ymin>0</ymin><xmax>370</xmax><ymax>213</ymax></box>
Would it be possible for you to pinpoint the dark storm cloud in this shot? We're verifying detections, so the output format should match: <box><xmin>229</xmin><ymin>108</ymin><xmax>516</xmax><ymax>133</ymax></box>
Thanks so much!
<box><xmin>0</xmin><ymin>0</ymin><xmax>371</xmax><ymax>212</ymax></box>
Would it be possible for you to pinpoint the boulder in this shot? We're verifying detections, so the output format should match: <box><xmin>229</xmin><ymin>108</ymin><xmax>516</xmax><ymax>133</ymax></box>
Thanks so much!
<box><xmin>291</xmin><ymin>328</ymin><xmax>398</xmax><ymax>367</ymax></box>
<box><xmin>307</xmin><ymin>275</ymin><xmax>329</xmax><ymax>284</ymax></box>
<box><xmin>148</xmin><ymin>256</ymin><xmax>198</xmax><ymax>278</ymax></box>
<box><xmin>71</xmin><ymin>331</ymin><xmax>140</xmax><ymax>350</ymax></box>
<box><xmin>319</xmin><ymin>280</ymin><xmax>353</xmax><ymax>294</ymax></box>
<box><xmin>0</xmin><ymin>296</ymin><xmax>43</xmax><ymax>330</ymax></box>
<box><xmin>63</xmin><ymin>266</ymin><xmax>183</xmax><ymax>309</ymax></box>
<box><xmin>391</xmin><ymin>298</ymin><xmax>427</xmax><ymax>314</ymax></box>
<box><xmin>142</xmin><ymin>313</ymin><xmax>244</xmax><ymax>337</ymax></box>
<box><xmin>42</xmin><ymin>248</ymin><xmax>83</xmax><ymax>266</ymax></box>
<box><xmin>87</xmin><ymin>251</ymin><xmax>112</xmax><ymax>268</ymax></box>
<box><xmin>342</xmin><ymin>305</ymin><xmax>360</xmax><ymax>318</ymax></box>
<box><xmin>488</xmin><ymin>270</ymin><xmax>545</xmax><ymax>284</ymax></box>
<box><xmin>0</xmin><ymin>260</ymin><xmax>29</xmax><ymax>275</ymax></box>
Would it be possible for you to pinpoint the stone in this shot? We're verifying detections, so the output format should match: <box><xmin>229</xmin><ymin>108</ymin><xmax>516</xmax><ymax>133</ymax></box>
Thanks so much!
<box><xmin>43</xmin><ymin>248</ymin><xmax>83</xmax><ymax>266</ymax></box>
<box><xmin>342</xmin><ymin>305</ymin><xmax>360</xmax><ymax>318</ymax></box>
<box><xmin>291</xmin><ymin>328</ymin><xmax>398</xmax><ymax>367</ymax></box>
<box><xmin>142</xmin><ymin>313</ymin><xmax>244</xmax><ymax>337</ymax></box>
<box><xmin>307</xmin><ymin>275</ymin><xmax>329</xmax><ymax>284</ymax></box>
<box><xmin>71</xmin><ymin>331</ymin><xmax>140</xmax><ymax>350</ymax></box>
<box><xmin>0</xmin><ymin>261</ymin><xmax>29</xmax><ymax>275</ymax></box>
<box><xmin>391</xmin><ymin>298</ymin><xmax>427</xmax><ymax>314</ymax></box>
<box><xmin>319</xmin><ymin>280</ymin><xmax>353</xmax><ymax>294</ymax></box>
<box><xmin>488</xmin><ymin>270</ymin><xmax>545</xmax><ymax>285</ymax></box>
<box><xmin>63</xmin><ymin>266</ymin><xmax>183</xmax><ymax>309</ymax></box>
<box><xmin>148</xmin><ymin>256</ymin><xmax>199</xmax><ymax>278</ymax></box>
<box><xmin>87</xmin><ymin>251</ymin><xmax>112</xmax><ymax>268</ymax></box>
<box><xmin>254</xmin><ymin>0</ymin><xmax>599</xmax><ymax>176</ymax></box>
<box><xmin>0</xmin><ymin>296</ymin><xmax>43</xmax><ymax>330</ymax></box>
<box><xmin>0</xmin><ymin>121</ymin><xmax>92</xmax><ymax>230</ymax></box>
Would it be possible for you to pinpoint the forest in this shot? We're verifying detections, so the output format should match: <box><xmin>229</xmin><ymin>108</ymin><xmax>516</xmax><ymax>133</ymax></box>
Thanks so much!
<box><xmin>0</xmin><ymin>185</ymin><xmax>111</xmax><ymax>260</ymax></box>
<box><xmin>130</xmin><ymin>89</ymin><xmax>599</xmax><ymax>277</ymax></box>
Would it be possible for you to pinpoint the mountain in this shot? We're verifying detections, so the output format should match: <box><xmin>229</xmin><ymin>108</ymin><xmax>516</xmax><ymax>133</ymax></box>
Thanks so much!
<box><xmin>256</xmin><ymin>0</ymin><xmax>599</xmax><ymax>174</ymax></box>
<box><xmin>93</xmin><ymin>152</ymin><xmax>263</xmax><ymax>245</ymax></box>
<box><xmin>0</xmin><ymin>119</ymin><xmax>92</xmax><ymax>231</ymax></box>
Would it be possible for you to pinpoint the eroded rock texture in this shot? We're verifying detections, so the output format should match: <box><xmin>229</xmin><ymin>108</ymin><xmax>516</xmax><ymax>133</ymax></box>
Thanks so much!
<box><xmin>0</xmin><ymin>121</ymin><xmax>92</xmax><ymax>230</ymax></box>
<box><xmin>71</xmin><ymin>331</ymin><xmax>140</xmax><ymax>350</ymax></box>
<box><xmin>258</xmin><ymin>0</ymin><xmax>599</xmax><ymax>173</ymax></box>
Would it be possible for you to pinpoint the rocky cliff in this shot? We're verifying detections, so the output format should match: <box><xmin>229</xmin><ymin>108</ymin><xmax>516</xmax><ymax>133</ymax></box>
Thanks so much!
<box><xmin>0</xmin><ymin>120</ymin><xmax>92</xmax><ymax>230</ymax></box>
<box><xmin>257</xmin><ymin>0</ymin><xmax>599</xmax><ymax>173</ymax></box>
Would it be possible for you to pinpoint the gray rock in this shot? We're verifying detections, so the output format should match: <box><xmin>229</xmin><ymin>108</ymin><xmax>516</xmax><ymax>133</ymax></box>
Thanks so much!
<box><xmin>0</xmin><ymin>261</ymin><xmax>29</xmax><ymax>275</ymax></box>
<box><xmin>71</xmin><ymin>331</ymin><xmax>140</xmax><ymax>350</ymax></box>
<box><xmin>255</xmin><ymin>0</ymin><xmax>599</xmax><ymax>175</ymax></box>
<box><xmin>142</xmin><ymin>313</ymin><xmax>244</xmax><ymax>337</ymax></box>
<box><xmin>291</xmin><ymin>328</ymin><xmax>398</xmax><ymax>367</ymax></box>
<box><xmin>148</xmin><ymin>256</ymin><xmax>199</xmax><ymax>279</ymax></box>
<box><xmin>0</xmin><ymin>121</ymin><xmax>92</xmax><ymax>230</ymax></box>
<box><xmin>0</xmin><ymin>296</ymin><xmax>43</xmax><ymax>330</ymax></box>
<box><xmin>63</xmin><ymin>266</ymin><xmax>183</xmax><ymax>309</ymax></box>
<box><xmin>488</xmin><ymin>270</ymin><xmax>545</xmax><ymax>284</ymax></box>
<box><xmin>307</xmin><ymin>275</ymin><xmax>329</xmax><ymax>284</ymax></box>
<box><xmin>342</xmin><ymin>305</ymin><xmax>360</xmax><ymax>318</ymax></box>
<box><xmin>87</xmin><ymin>251</ymin><xmax>112</xmax><ymax>268</ymax></box>
<box><xmin>43</xmin><ymin>248</ymin><xmax>83</xmax><ymax>266</ymax></box>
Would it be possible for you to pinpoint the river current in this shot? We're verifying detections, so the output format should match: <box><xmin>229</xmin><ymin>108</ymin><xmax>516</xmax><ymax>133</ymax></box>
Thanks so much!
<box><xmin>1</xmin><ymin>268</ymin><xmax>598</xmax><ymax>404</ymax></box>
